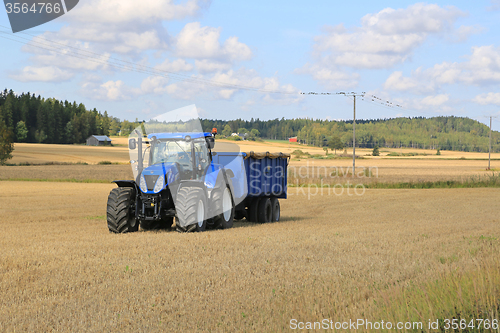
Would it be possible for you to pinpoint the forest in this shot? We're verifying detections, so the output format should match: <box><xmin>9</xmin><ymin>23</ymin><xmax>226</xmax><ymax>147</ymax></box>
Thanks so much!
<box><xmin>1</xmin><ymin>89</ymin><xmax>499</xmax><ymax>152</ymax></box>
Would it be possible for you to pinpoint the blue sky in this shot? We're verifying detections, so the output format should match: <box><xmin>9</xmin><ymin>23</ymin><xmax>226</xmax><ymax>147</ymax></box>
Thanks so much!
<box><xmin>1</xmin><ymin>0</ymin><xmax>500</xmax><ymax>130</ymax></box>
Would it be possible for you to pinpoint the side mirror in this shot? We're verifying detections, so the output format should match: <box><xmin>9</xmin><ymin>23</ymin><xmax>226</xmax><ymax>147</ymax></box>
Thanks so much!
<box><xmin>129</xmin><ymin>138</ymin><xmax>137</xmax><ymax>150</ymax></box>
<box><xmin>206</xmin><ymin>137</ymin><xmax>215</xmax><ymax>149</ymax></box>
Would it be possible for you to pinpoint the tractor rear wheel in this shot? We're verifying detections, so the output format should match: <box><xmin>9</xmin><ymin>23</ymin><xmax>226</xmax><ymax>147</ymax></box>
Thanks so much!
<box><xmin>175</xmin><ymin>186</ymin><xmax>207</xmax><ymax>232</ymax></box>
<box><xmin>213</xmin><ymin>186</ymin><xmax>235</xmax><ymax>229</ymax></box>
<box><xmin>107</xmin><ymin>187</ymin><xmax>138</xmax><ymax>233</ymax></box>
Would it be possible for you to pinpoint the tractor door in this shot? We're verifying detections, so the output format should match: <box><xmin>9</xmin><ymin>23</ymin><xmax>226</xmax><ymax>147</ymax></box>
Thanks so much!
<box><xmin>193</xmin><ymin>139</ymin><xmax>211</xmax><ymax>179</ymax></box>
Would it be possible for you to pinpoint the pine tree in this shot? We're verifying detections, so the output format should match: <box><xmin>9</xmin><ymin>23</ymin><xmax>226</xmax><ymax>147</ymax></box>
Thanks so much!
<box><xmin>0</xmin><ymin>119</ymin><xmax>14</xmax><ymax>165</ymax></box>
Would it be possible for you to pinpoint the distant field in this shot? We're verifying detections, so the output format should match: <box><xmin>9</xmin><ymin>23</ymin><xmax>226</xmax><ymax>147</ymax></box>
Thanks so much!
<box><xmin>10</xmin><ymin>143</ymin><xmax>130</xmax><ymax>165</ymax></box>
<box><xmin>3</xmin><ymin>140</ymin><xmax>498</xmax><ymax>185</ymax></box>
<box><xmin>0</xmin><ymin>181</ymin><xmax>498</xmax><ymax>331</ymax></box>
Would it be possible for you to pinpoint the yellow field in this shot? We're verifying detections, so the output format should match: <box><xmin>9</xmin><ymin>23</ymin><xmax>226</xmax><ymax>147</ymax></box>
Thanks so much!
<box><xmin>10</xmin><ymin>143</ymin><xmax>130</xmax><ymax>165</ymax></box>
<box><xmin>4</xmin><ymin>140</ymin><xmax>498</xmax><ymax>185</ymax></box>
<box><xmin>0</xmin><ymin>181</ymin><xmax>498</xmax><ymax>331</ymax></box>
<box><xmin>11</xmin><ymin>138</ymin><xmax>500</xmax><ymax>166</ymax></box>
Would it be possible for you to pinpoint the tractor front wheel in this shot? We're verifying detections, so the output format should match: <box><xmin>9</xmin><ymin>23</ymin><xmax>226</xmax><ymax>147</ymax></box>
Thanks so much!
<box><xmin>107</xmin><ymin>187</ymin><xmax>138</xmax><ymax>233</ymax></box>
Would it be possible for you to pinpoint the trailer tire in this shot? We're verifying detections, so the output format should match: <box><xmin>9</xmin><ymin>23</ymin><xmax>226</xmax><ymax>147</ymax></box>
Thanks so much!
<box><xmin>176</xmin><ymin>186</ymin><xmax>207</xmax><ymax>232</ymax></box>
<box><xmin>270</xmin><ymin>197</ymin><xmax>280</xmax><ymax>222</ymax></box>
<box><xmin>213</xmin><ymin>186</ymin><xmax>235</xmax><ymax>229</ymax></box>
<box><xmin>107</xmin><ymin>187</ymin><xmax>138</xmax><ymax>233</ymax></box>
<box><xmin>248</xmin><ymin>197</ymin><xmax>260</xmax><ymax>222</ymax></box>
<box><xmin>258</xmin><ymin>197</ymin><xmax>272</xmax><ymax>223</ymax></box>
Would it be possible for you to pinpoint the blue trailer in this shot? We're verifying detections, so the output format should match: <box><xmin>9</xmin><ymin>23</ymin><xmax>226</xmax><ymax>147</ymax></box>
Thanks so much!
<box><xmin>106</xmin><ymin>131</ymin><xmax>289</xmax><ymax>233</ymax></box>
<box><xmin>212</xmin><ymin>151</ymin><xmax>289</xmax><ymax>223</ymax></box>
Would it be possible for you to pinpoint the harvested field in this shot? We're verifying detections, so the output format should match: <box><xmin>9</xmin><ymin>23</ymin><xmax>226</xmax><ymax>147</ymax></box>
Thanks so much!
<box><xmin>0</xmin><ymin>181</ymin><xmax>498</xmax><ymax>331</ymax></box>
<box><xmin>10</xmin><ymin>140</ymin><xmax>500</xmax><ymax>166</ymax></box>
<box><xmin>10</xmin><ymin>143</ymin><xmax>130</xmax><ymax>165</ymax></box>
<box><xmin>288</xmin><ymin>158</ymin><xmax>499</xmax><ymax>185</ymax></box>
<box><xmin>1</xmin><ymin>156</ymin><xmax>497</xmax><ymax>185</ymax></box>
<box><xmin>0</xmin><ymin>165</ymin><xmax>133</xmax><ymax>182</ymax></box>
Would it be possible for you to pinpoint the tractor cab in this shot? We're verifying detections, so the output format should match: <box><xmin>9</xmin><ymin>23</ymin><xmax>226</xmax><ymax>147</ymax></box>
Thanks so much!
<box><xmin>129</xmin><ymin>132</ymin><xmax>215</xmax><ymax>195</ymax></box>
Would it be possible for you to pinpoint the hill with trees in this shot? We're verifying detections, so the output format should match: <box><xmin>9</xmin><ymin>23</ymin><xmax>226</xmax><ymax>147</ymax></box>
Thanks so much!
<box><xmin>201</xmin><ymin>116</ymin><xmax>500</xmax><ymax>152</ymax></box>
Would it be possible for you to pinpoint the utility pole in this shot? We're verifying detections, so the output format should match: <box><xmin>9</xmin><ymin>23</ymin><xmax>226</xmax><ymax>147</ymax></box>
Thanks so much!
<box><xmin>353</xmin><ymin>95</ymin><xmax>356</xmax><ymax>173</ymax></box>
<box><xmin>488</xmin><ymin>116</ymin><xmax>492</xmax><ymax>170</ymax></box>
<box><xmin>337</xmin><ymin>92</ymin><xmax>365</xmax><ymax>174</ymax></box>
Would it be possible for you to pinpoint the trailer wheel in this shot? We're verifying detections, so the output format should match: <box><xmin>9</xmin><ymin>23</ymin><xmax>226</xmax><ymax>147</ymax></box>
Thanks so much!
<box><xmin>213</xmin><ymin>186</ymin><xmax>235</xmax><ymax>229</ymax></box>
<box><xmin>248</xmin><ymin>197</ymin><xmax>261</xmax><ymax>222</ymax></box>
<box><xmin>176</xmin><ymin>187</ymin><xmax>207</xmax><ymax>232</ymax></box>
<box><xmin>270</xmin><ymin>197</ymin><xmax>280</xmax><ymax>222</ymax></box>
<box><xmin>258</xmin><ymin>197</ymin><xmax>272</xmax><ymax>223</ymax></box>
<box><xmin>107</xmin><ymin>187</ymin><xmax>138</xmax><ymax>233</ymax></box>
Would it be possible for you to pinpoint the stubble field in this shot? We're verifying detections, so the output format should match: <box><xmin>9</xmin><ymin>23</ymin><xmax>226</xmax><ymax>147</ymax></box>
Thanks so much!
<box><xmin>0</xmin><ymin>141</ymin><xmax>499</xmax><ymax>331</ymax></box>
<box><xmin>0</xmin><ymin>181</ymin><xmax>499</xmax><ymax>331</ymax></box>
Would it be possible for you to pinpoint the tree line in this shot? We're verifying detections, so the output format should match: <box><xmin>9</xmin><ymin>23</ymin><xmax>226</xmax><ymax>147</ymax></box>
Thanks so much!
<box><xmin>1</xmin><ymin>89</ymin><xmax>499</xmax><ymax>163</ymax></box>
<box><xmin>201</xmin><ymin>116</ymin><xmax>500</xmax><ymax>153</ymax></box>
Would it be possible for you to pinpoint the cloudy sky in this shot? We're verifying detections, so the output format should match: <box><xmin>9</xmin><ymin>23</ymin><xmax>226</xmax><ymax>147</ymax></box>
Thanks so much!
<box><xmin>1</xmin><ymin>0</ymin><xmax>500</xmax><ymax>130</ymax></box>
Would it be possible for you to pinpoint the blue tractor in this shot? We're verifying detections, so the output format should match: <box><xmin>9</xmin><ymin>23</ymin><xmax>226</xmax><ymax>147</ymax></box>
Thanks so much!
<box><xmin>106</xmin><ymin>130</ymin><xmax>289</xmax><ymax>233</ymax></box>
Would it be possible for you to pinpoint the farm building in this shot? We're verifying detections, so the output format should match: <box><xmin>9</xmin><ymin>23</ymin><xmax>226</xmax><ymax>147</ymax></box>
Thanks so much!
<box><xmin>86</xmin><ymin>135</ymin><xmax>112</xmax><ymax>146</ymax></box>
<box><xmin>231</xmin><ymin>133</ymin><xmax>248</xmax><ymax>140</ymax></box>
<box><xmin>288</xmin><ymin>137</ymin><xmax>297</xmax><ymax>143</ymax></box>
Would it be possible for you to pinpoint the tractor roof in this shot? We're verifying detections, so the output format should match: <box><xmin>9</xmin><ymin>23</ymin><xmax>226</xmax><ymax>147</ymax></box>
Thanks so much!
<box><xmin>147</xmin><ymin>132</ymin><xmax>212</xmax><ymax>140</ymax></box>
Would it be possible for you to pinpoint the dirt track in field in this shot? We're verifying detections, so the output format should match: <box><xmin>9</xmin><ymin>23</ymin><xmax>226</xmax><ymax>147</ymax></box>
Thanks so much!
<box><xmin>0</xmin><ymin>181</ymin><xmax>498</xmax><ymax>331</ymax></box>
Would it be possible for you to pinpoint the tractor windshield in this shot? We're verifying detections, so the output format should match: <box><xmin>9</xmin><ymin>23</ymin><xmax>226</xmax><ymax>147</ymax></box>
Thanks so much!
<box><xmin>152</xmin><ymin>140</ymin><xmax>193</xmax><ymax>171</ymax></box>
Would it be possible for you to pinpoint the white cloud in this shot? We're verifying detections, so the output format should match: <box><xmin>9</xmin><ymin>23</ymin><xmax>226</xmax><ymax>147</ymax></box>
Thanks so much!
<box><xmin>195</xmin><ymin>60</ymin><xmax>232</xmax><ymax>73</ymax></box>
<box><xmin>384</xmin><ymin>69</ymin><xmax>435</xmax><ymax>93</ymax></box>
<box><xmin>82</xmin><ymin>79</ymin><xmax>141</xmax><ymax>101</ymax></box>
<box><xmin>295</xmin><ymin>63</ymin><xmax>359</xmax><ymax>90</ymax></box>
<box><xmin>139</xmin><ymin>67</ymin><xmax>301</xmax><ymax>104</ymax></box>
<box><xmin>155</xmin><ymin>59</ymin><xmax>194</xmax><ymax>72</ymax></box>
<box><xmin>473</xmin><ymin>92</ymin><xmax>500</xmax><ymax>105</ymax></box>
<box><xmin>421</xmin><ymin>94</ymin><xmax>449</xmax><ymax>106</ymax></box>
<box><xmin>141</xmin><ymin>76</ymin><xmax>170</xmax><ymax>95</ymax></box>
<box><xmin>310</xmin><ymin>3</ymin><xmax>468</xmax><ymax>70</ymax></box>
<box><xmin>176</xmin><ymin>22</ymin><xmax>252</xmax><ymax>61</ymax></box>
<box><xmin>66</xmin><ymin>0</ymin><xmax>204</xmax><ymax>25</ymax></box>
<box><xmin>20</xmin><ymin>33</ymin><xmax>112</xmax><ymax>71</ymax></box>
<box><xmin>384</xmin><ymin>45</ymin><xmax>500</xmax><ymax>93</ymax></box>
<box><xmin>10</xmin><ymin>66</ymin><xmax>74</xmax><ymax>82</ymax></box>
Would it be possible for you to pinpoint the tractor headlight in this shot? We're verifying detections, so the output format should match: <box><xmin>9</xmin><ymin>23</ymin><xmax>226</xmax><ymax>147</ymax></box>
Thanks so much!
<box><xmin>139</xmin><ymin>174</ymin><xmax>148</xmax><ymax>193</ymax></box>
<box><xmin>153</xmin><ymin>175</ymin><xmax>164</xmax><ymax>193</ymax></box>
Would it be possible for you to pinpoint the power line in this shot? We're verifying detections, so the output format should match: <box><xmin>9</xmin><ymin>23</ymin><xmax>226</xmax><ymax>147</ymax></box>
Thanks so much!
<box><xmin>0</xmin><ymin>25</ymin><xmax>300</xmax><ymax>95</ymax></box>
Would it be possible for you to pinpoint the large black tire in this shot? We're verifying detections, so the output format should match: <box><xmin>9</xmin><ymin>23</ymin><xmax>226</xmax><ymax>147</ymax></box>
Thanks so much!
<box><xmin>175</xmin><ymin>186</ymin><xmax>207</xmax><ymax>232</ymax></box>
<box><xmin>107</xmin><ymin>187</ymin><xmax>138</xmax><ymax>233</ymax></box>
<box><xmin>212</xmin><ymin>186</ymin><xmax>235</xmax><ymax>229</ymax></box>
<box><xmin>270</xmin><ymin>197</ymin><xmax>280</xmax><ymax>222</ymax></box>
<box><xmin>248</xmin><ymin>197</ymin><xmax>260</xmax><ymax>222</ymax></box>
<box><xmin>258</xmin><ymin>197</ymin><xmax>272</xmax><ymax>223</ymax></box>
